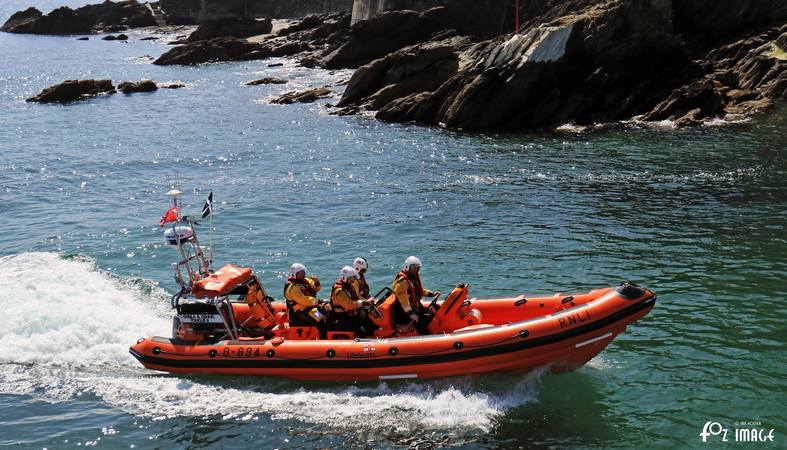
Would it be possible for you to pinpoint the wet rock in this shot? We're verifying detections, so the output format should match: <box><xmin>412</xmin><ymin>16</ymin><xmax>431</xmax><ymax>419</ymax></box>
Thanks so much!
<box><xmin>117</xmin><ymin>80</ymin><xmax>158</xmax><ymax>93</ymax></box>
<box><xmin>153</xmin><ymin>37</ymin><xmax>263</xmax><ymax>65</ymax></box>
<box><xmin>26</xmin><ymin>79</ymin><xmax>115</xmax><ymax>103</ymax></box>
<box><xmin>102</xmin><ymin>33</ymin><xmax>128</xmax><ymax>41</ymax></box>
<box><xmin>642</xmin><ymin>79</ymin><xmax>725</xmax><ymax>122</ymax></box>
<box><xmin>246</xmin><ymin>78</ymin><xmax>288</xmax><ymax>85</ymax></box>
<box><xmin>187</xmin><ymin>17</ymin><xmax>273</xmax><ymax>42</ymax></box>
<box><xmin>338</xmin><ymin>39</ymin><xmax>463</xmax><ymax>112</ymax></box>
<box><xmin>1</xmin><ymin>1</ymin><xmax>155</xmax><ymax>35</ymax></box>
<box><xmin>268</xmin><ymin>63</ymin><xmax>284</xmax><ymax>67</ymax></box>
<box><xmin>271</xmin><ymin>87</ymin><xmax>333</xmax><ymax>104</ymax></box>
<box><xmin>77</xmin><ymin>36</ymin><xmax>89</xmax><ymax>40</ymax></box>
<box><xmin>160</xmin><ymin>83</ymin><xmax>186</xmax><ymax>89</ymax></box>
<box><xmin>140</xmin><ymin>36</ymin><xmax>158</xmax><ymax>41</ymax></box>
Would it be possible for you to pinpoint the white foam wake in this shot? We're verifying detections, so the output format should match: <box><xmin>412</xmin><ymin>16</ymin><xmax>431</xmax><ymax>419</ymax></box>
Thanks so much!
<box><xmin>0</xmin><ymin>253</ymin><xmax>543</xmax><ymax>433</ymax></box>
<box><xmin>0</xmin><ymin>252</ymin><xmax>170</xmax><ymax>366</ymax></box>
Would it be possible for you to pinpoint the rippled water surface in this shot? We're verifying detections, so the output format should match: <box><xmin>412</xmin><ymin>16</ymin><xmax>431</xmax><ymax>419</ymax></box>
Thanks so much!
<box><xmin>1</xmin><ymin>1</ymin><xmax>786</xmax><ymax>448</ymax></box>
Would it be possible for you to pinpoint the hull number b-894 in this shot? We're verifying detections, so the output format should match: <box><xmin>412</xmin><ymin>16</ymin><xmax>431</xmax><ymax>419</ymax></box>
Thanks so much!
<box><xmin>222</xmin><ymin>347</ymin><xmax>262</xmax><ymax>358</ymax></box>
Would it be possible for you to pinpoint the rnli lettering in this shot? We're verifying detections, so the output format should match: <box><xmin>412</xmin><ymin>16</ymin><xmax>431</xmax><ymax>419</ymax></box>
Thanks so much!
<box><xmin>221</xmin><ymin>347</ymin><xmax>262</xmax><ymax>358</ymax></box>
<box><xmin>558</xmin><ymin>310</ymin><xmax>591</xmax><ymax>328</ymax></box>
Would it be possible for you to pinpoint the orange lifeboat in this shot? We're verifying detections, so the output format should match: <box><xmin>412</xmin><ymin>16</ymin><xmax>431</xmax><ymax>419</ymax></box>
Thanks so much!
<box><xmin>130</xmin><ymin>279</ymin><xmax>655</xmax><ymax>381</ymax></box>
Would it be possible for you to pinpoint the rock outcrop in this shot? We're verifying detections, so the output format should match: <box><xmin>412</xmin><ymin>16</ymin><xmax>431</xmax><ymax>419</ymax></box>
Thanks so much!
<box><xmin>1</xmin><ymin>1</ymin><xmax>156</xmax><ymax>34</ymax></box>
<box><xmin>322</xmin><ymin>7</ymin><xmax>453</xmax><ymax>69</ymax></box>
<box><xmin>153</xmin><ymin>37</ymin><xmax>264</xmax><ymax>65</ymax></box>
<box><xmin>26</xmin><ymin>79</ymin><xmax>115</xmax><ymax>102</ymax></box>
<box><xmin>187</xmin><ymin>17</ymin><xmax>273</xmax><ymax>42</ymax></box>
<box><xmin>102</xmin><ymin>33</ymin><xmax>128</xmax><ymax>40</ymax></box>
<box><xmin>117</xmin><ymin>80</ymin><xmax>158</xmax><ymax>93</ymax></box>
<box><xmin>335</xmin><ymin>0</ymin><xmax>787</xmax><ymax>130</ymax></box>
<box><xmin>271</xmin><ymin>87</ymin><xmax>333</xmax><ymax>104</ymax></box>
<box><xmin>246</xmin><ymin>78</ymin><xmax>288</xmax><ymax>85</ymax></box>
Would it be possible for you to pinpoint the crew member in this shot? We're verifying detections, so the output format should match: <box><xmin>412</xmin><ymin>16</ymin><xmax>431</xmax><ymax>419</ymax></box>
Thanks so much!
<box><xmin>284</xmin><ymin>263</ymin><xmax>327</xmax><ymax>339</ymax></box>
<box><xmin>391</xmin><ymin>256</ymin><xmax>440</xmax><ymax>335</ymax></box>
<box><xmin>353</xmin><ymin>257</ymin><xmax>371</xmax><ymax>299</ymax></box>
<box><xmin>330</xmin><ymin>266</ymin><xmax>374</xmax><ymax>337</ymax></box>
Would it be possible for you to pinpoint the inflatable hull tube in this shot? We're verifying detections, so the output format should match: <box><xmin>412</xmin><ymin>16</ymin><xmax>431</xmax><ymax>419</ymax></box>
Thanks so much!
<box><xmin>130</xmin><ymin>286</ymin><xmax>655</xmax><ymax>381</ymax></box>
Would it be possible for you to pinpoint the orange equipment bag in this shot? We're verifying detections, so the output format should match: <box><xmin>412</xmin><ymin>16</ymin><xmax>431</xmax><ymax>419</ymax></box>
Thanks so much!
<box><xmin>192</xmin><ymin>264</ymin><xmax>253</xmax><ymax>298</ymax></box>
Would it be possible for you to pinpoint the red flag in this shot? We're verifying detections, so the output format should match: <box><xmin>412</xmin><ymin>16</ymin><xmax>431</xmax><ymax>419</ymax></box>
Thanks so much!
<box><xmin>159</xmin><ymin>207</ymin><xmax>180</xmax><ymax>227</ymax></box>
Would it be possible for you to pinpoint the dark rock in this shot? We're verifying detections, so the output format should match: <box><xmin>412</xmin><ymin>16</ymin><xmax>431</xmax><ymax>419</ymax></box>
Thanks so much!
<box><xmin>271</xmin><ymin>87</ymin><xmax>333</xmax><ymax>104</ymax></box>
<box><xmin>673</xmin><ymin>0</ymin><xmax>787</xmax><ymax>48</ymax></box>
<box><xmin>77</xmin><ymin>36</ymin><xmax>89</xmax><ymax>40</ymax></box>
<box><xmin>1</xmin><ymin>7</ymin><xmax>43</xmax><ymax>33</ymax></box>
<box><xmin>3</xmin><ymin>6</ymin><xmax>95</xmax><ymax>34</ymax></box>
<box><xmin>140</xmin><ymin>36</ymin><xmax>159</xmax><ymax>41</ymax></box>
<box><xmin>643</xmin><ymin>79</ymin><xmax>725</xmax><ymax>122</ymax></box>
<box><xmin>102</xmin><ymin>33</ymin><xmax>127</xmax><ymax>40</ymax></box>
<box><xmin>117</xmin><ymin>80</ymin><xmax>158</xmax><ymax>93</ymax></box>
<box><xmin>341</xmin><ymin>0</ymin><xmax>787</xmax><ymax>130</ymax></box>
<box><xmin>153</xmin><ymin>37</ymin><xmax>262</xmax><ymax>65</ymax></box>
<box><xmin>330</xmin><ymin>105</ymin><xmax>361</xmax><ymax>116</ymax></box>
<box><xmin>246</xmin><ymin>78</ymin><xmax>288</xmax><ymax>85</ymax></box>
<box><xmin>26</xmin><ymin>79</ymin><xmax>115</xmax><ymax>103</ymax></box>
<box><xmin>99</xmin><ymin>24</ymin><xmax>127</xmax><ymax>33</ymax></box>
<box><xmin>323</xmin><ymin>7</ymin><xmax>452</xmax><ymax>69</ymax></box>
<box><xmin>160</xmin><ymin>83</ymin><xmax>185</xmax><ymax>89</ymax></box>
<box><xmin>338</xmin><ymin>39</ymin><xmax>463</xmax><ymax>111</ymax></box>
<box><xmin>2</xmin><ymin>1</ymin><xmax>155</xmax><ymax>35</ymax></box>
<box><xmin>187</xmin><ymin>17</ymin><xmax>273</xmax><ymax>42</ymax></box>
<box><xmin>277</xmin><ymin>15</ymin><xmax>323</xmax><ymax>37</ymax></box>
<box><xmin>268</xmin><ymin>63</ymin><xmax>284</xmax><ymax>67</ymax></box>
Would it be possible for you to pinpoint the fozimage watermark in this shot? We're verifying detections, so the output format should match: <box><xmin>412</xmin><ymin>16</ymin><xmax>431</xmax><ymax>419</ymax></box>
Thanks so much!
<box><xmin>700</xmin><ymin>420</ymin><xmax>776</xmax><ymax>443</ymax></box>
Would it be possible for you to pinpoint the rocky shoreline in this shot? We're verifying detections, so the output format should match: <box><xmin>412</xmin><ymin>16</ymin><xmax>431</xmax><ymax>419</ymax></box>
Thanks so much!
<box><xmin>5</xmin><ymin>0</ymin><xmax>786</xmax><ymax>131</ymax></box>
<box><xmin>1</xmin><ymin>0</ymin><xmax>156</xmax><ymax>34</ymax></box>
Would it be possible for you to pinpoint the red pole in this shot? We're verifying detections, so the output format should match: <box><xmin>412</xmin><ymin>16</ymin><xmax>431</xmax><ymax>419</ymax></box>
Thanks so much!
<box><xmin>515</xmin><ymin>0</ymin><xmax>520</xmax><ymax>33</ymax></box>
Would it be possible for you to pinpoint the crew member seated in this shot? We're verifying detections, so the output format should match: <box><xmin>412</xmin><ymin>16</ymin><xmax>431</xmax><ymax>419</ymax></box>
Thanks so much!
<box><xmin>353</xmin><ymin>257</ymin><xmax>371</xmax><ymax>299</ymax></box>
<box><xmin>284</xmin><ymin>263</ymin><xmax>328</xmax><ymax>339</ymax></box>
<box><xmin>391</xmin><ymin>256</ymin><xmax>440</xmax><ymax>335</ymax></box>
<box><xmin>330</xmin><ymin>266</ymin><xmax>375</xmax><ymax>337</ymax></box>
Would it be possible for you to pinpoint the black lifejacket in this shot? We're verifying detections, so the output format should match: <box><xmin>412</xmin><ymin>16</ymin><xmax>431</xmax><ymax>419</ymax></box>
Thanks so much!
<box><xmin>330</xmin><ymin>278</ymin><xmax>358</xmax><ymax>313</ymax></box>
<box><xmin>394</xmin><ymin>269</ymin><xmax>424</xmax><ymax>311</ymax></box>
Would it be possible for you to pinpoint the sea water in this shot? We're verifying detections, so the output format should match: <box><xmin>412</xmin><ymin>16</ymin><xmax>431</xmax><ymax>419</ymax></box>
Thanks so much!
<box><xmin>0</xmin><ymin>1</ymin><xmax>785</xmax><ymax>448</ymax></box>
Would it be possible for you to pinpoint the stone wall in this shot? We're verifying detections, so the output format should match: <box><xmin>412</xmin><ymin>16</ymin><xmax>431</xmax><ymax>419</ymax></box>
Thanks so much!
<box><xmin>160</xmin><ymin>0</ymin><xmax>353</xmax><ymax>24</ymax></box>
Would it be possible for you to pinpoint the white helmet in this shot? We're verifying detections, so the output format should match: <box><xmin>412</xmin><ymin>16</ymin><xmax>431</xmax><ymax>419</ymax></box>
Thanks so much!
<box><xmin>353</xmin><ymin>257</ymin><xmax>368</xmax><ymax>272</ymax></box>
<box><xmin>289</xmin><ymin>263</ymin><xmax>307</xmax><ymax>276</ymax></box>
<box><xmin>340</xmin><ymin>265</ymin><xmax>359</xmax><ymax>281</ymax></box>
<box><xmin>403</xmin><ymin>256</ymin><xmax>421</xmax><ymax>270</ymax></box>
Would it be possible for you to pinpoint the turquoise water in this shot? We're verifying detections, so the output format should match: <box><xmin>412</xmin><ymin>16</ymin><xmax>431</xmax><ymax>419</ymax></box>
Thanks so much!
<box><xmin>1</xmin><ymin>1</ymin><xmax>786</xmax><ymax>448</ymax></box>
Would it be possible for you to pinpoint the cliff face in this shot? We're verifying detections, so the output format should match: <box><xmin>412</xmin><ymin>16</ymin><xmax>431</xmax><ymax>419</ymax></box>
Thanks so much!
<box><xmin>336</xmin><ymin>0</ymin><xmax>787</xmax><ymax>130</ymax></box>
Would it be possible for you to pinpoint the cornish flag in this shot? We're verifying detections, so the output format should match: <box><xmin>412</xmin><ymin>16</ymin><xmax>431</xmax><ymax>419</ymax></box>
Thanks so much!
<box><xmin>202</xmin><ymin>191</ymin><xmax>214</xmax><ymax>218</ymax></box>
